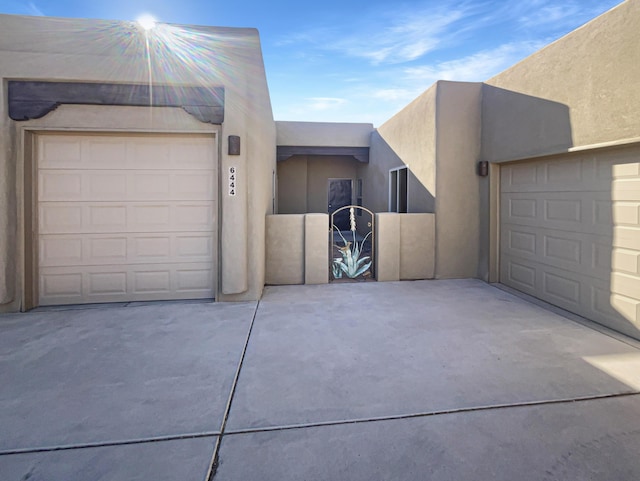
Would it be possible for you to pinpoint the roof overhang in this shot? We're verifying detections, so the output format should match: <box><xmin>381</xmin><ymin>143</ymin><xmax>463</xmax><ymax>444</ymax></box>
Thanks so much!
<box><xmin>277</xmin><ymin>146</ymin><xmax>369</xmax><ymax>163</ymax></box>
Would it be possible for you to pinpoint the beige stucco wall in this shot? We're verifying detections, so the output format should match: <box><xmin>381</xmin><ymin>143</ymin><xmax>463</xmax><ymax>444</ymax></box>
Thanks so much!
<box><xmin>0</xmin><ymin>14</ymin><xmax>275</xmax><ymax>310</ymax></box>
<box><xmin>369</xmin><ymin>82</ymin><xmax>482</xmax><ymax>279</ymax></box>
<box><xmin>277</xmin><ymin>155</ymin><xmax>359</xmax><ymax>215</ymax></box>
<box><xmin>305</xmin><ymin>214</ymin><xmax>330</xmax><ymax>284</ymax></box>
<box><xmin>266</xmin><ymin>213</ymin><xmax>433</xmax><ymax>285</ymax></box>
<box><xmin>367</xmin><ymin>85</ymin><xmax>437</xmax><ymax>215</ymax></box>
<box><xmin>265</xmin><ymin>213</ymin><xmax>329</xmax><ymax>285</ymax></box>
<box><xmin>399</xmin><ymin>214</ymin><xmax>435</xmax><ymax>280</ymax></box>
<box><xmin>307</xmin><ymin>156</ymin><xmax>358</xmax><ymax>213</ymax></box>
<box><xmin>434</xmin><ymin>82</ymin><xmax>483</xmax><ymax>279</ymax></box>
<box><xmin>277</xmin><ymin>156</ymin><xmax>308</xmax><ymax>214</ymax></box>
<box><xmin>375</xmin><ymin>213</ymin><xmax>401</xmax><ymax>281</ymax></box>
<box><xmin>265</xmin><ymin>215</ymin><xmax>305</xmax><ymax>285</ymax></box>
<box><xmin>484</xmin><ymin>0</ymin><xmax>639</xmax><ymax>161</ymax></box>
<box><xmin>375</xmin><ymin>213</ymin><xmax>435</xmax><ymax>281</ymax></box>
<box><xmin>276</xmin><ymin>121</ymin><xmax>373</xmax><ymax>147</ymax></box>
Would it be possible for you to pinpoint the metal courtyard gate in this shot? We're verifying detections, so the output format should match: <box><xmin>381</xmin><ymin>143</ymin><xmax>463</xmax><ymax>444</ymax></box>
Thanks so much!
<box><xmin>330</xmin><ymin>206</ymin><xmax>375</xmax><ymax>281</ymax></box>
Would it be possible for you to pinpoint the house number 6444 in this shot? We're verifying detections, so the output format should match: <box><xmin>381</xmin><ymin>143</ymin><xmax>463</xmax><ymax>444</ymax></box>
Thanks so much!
<box><xmin>228</xmin><ymin>166</ymin><xmax>237</xmax><ymax>196</ymax></box>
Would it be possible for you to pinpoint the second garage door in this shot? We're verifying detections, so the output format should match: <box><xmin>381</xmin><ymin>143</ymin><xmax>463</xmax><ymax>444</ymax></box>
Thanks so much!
<box><xmin>500</xmin><ymin>146</ymin><xmax>640</xmax><ymax>339</ymax></box>
<box><xmin>37</xmin><ymin>133</ymin><xmax>217</xmax><ymax>306</ymax></box>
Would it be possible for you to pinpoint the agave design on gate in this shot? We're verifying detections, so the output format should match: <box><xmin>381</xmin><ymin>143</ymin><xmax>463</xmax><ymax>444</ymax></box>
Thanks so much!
<box><xmin>332</xmin><ymin>207</ymin><xmax>372</xmax><ymax>279</ymax></box>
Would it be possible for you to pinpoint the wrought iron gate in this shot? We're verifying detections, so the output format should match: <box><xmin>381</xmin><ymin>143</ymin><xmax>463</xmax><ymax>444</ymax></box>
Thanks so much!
<box><xmin>330</xmin><ymin>206</ymin><xmax>375</xmax><ymax>281</ymax></box>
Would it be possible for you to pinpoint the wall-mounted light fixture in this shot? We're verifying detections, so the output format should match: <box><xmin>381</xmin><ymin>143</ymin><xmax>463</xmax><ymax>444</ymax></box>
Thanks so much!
<box><xmin>477</xmin><ymin>160</ymin><xmax>489</xmax><ymax>177</ymax></box>
<box><xmin>228</xmin><ymin>135</ymin><xmax>241</xmax><ymax>155</ymax></box>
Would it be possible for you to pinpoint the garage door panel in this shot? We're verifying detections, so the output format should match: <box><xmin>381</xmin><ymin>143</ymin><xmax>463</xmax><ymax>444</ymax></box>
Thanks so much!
<box><xmin>610</xmin><ymin>158</ymin><xmax>640</xmax><ymax>178</ymax></box>
<box><xmin>173</xmin><ymin>173</ymin><xmax>215</xmax><ymax>198</ymax></box>
<box><xmin>508</xmin><ymin>198</ymin><xmax>537</xmax><ymax>220</ymax></box>
<box><xmin>176</xmin><ymin>268</ymin><xmax>214</xmax><ymax>292</ymax></box>
<box><xmin>501</xmin><ymin>259</ymin><xmax>537</xmax><ymax>292</ymax></box>
<box><xmin>89</xmin><ymin>173</ymin><xmax>128</xmax><ymax>199</ymax></box>
<box><xmin>40</xmin><ymin>263</ymin><xmax>214</xmax><ymax>305</ymax></box>
<box><xmin>611</xmin><ymin>273</ymin><xmax>640</xmax><ymax>301</ymax></box>
<box><xmin>542</xmin><ymin>270</ymin><xmax>580</xmax><ymax>307</ymax></box>
<box><xmin>175</xmin><ymin>235</ymin><xmax>214</xmax><ymax>259</ymax></box>
<box><xmin>40</xmin><ymin>233</ymin><xmax>214</xmax><ymax>267</ymax></box>
<box><xmin>588</xmin><ymin>281</ymin><xmax>640</xmax><ymax>336</ymax></box>
<box><xmin>133</xmin><ymin>269</ymin><xmax>172</xmax><ymax>294</ymax></box>
<box><xmin>85</xmin><ymin>139</ymin><xmax>130</xmax><ymax>169</ymax></box>
<box><xmin>501</xmin><ymin>155</ymin><xmax>605</xmax><ymax>193</ymax></box>
<box><xmin>89</xmin><ymin>271</ymin><xmax>128</xmax><ymax>296</ymax></box>
<box><xmin>612</xmin><ymin>249</ymin><xmax>640</xmax><ymax>275</ymax></box>
<box><xmin>501</xmin><ymin>148</ymin><xmax>640</xmax><ymax>339</ymax></box>
<box><xmin>170</xmin><ymin>141</ymin><xmax>214</xmax><ymax>169</ymax></box>
<box><xmin>39</xmin><ymin>204</ymin><xmax>83</xmax><ymax>233</ymax></box>
<box><xmin>502</xmin><ymin>192</ymin><xmax>613</xmax><ymax>236</ymax></box>
<box><xmin>88</xmin><ymin>236</ymin><xmax>129</xmax><ymax>264</ymax></box>
<box><xmin>39</xmin><ymin>170</ymin><xmax>213</xmax><ymax>202</ymax></box>
<box><xmin>502</xmin><ymin>162</ymin><xmax>539</xmax><ymax>189</ymax></box>
<box><xmin>40</xmin><ymin>202</ymin><xmax>215</xmax><ymax>234</ymax></box>
<box><xmin>38</xmin><ymin>171</ymin><xmax>83</xmax><ymax>201</ymax></box>
<box><xmin>613</xmin><ymin>179</ymin><xmax>640</xmax><ymax>201</ymax></box>
<box><xmin>174</xmin><ymin>204</ymin><xmax>215</xmax><ymax>230</ymax></box>
<box><xmin>613</xmin><ymin>203</ymin><xmax>640</xmax><ymax>225</ymax></box>
<box><xmin>90</xmin><ymin>205</ymin><xmax>129</xmax><ymax>232</ymax></box>
<box><xmin>507</xmin><ymin>229</ymin><xmax>537</xmax><ymax>256</ymax></box>
<box><xmin>502</xmin><ymin>258</ymin><xmax>587</xmax><ymax>313</ymax></box>
<box><xmin>39</xmin><ymin>136</ymin><xmax>215</xmax><ymax>171</ymax></box>
<box><xmin>40</xmin><ymin>272</ymin><xmax>84</xmax><ymax>301</ymax></box>
<box><xmin>543</xmin><ymin>157</ymin><xmax>585</xmax><ymax>185</ymax></box>
<box><xmin>37</xmin><ymin>133</ymin><xmax>216</xmax><ymax>306</ymax></box>
<box><xmin>609</xmin><ymin>294</ymin><xmax>640</xmax><ymax>325</ymax></box>
<box><xmin>502</xmin><ymin>223</ymin><xmax>612</xmax><ymax>280</ymax></box>
<box><xmin>544</xmin><ymin>234</ymin><xmax>581</xmax><ymax>264</ymax></box>
<box><xmin>134</xmin><ymin>236</ymin><xmax>172</xmax><ymax>260</ymax></box>
<box><xmin>614</xmin><ymin>226</ymin><xmax>640</xmax><ymax>251</ymax></box>
<box><xmin>544</xmin><ymin>198</ymin><xmax>581</xmax><ymax>223</ymax></box>
<box><xmin>38</xmin><ymin>136</ymin><xmax>83</xmax><ymax>167</ymax></box>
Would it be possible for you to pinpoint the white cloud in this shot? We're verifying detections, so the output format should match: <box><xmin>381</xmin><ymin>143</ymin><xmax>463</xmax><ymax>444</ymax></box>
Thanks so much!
<box><xmin>277</xmin><ymin>0</ymin><xmax>621</xmax><ymax>68</ymax></box>
<box><xmin>276</xmin><ymin>3</ymin><xmax>479</xmax><ymax>66</ymax></box>
<box><xmin>306</xmin><ymin>97</ymin><xmax>348</xmax><ymax>111</ymax></box>
<box><xmin>27</xmin><ymin>1</ymin><xmax>44</xmax><ymax>16</ymax></box>
<box><xmin>329</xmin><ymin>6</ymin><xmax>469</xmax><ymax>65</ymax></box>
<box><xmin>403</xmin><ymin>41</ymin><xmax>545</xmax><ymax>85</ymax></box>
<box><xmin>519</xmin><ymin>3</ymin><xmax>584</xmax><ymax>28</ymax></box>
<box><xmin>499</xmin><ymin>0</ymin><xmax>622</xmax><ymax>31</ymax></box>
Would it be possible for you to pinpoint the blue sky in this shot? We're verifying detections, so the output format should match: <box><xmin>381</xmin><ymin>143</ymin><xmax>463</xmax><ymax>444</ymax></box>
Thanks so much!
<box><xmin>0</xmin><ymin>0</ymin><xmax>623</xmax><ymax>126</ymax></box>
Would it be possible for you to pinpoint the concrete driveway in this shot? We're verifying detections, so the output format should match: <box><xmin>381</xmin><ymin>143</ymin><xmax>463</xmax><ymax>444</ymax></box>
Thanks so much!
<box><xmin>1</xmin><ymin>279</ymin><xmax>640</xmax><ymax>480</ymax></box>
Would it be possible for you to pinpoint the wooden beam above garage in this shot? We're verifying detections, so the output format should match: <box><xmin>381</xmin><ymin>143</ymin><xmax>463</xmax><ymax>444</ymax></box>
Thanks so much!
<box><xmin>8</xmin><ymin>81</ymin><xmax>225</xmax><ymax>124</ymax></box>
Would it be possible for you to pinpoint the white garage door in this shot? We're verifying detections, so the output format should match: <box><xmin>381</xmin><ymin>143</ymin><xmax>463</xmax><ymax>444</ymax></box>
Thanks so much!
<box><xmin>500</xmin><ymin>147</ymin><xmax>640</xmax><ymax>339</ymax></box>
<box><xmin>37</xmin><ymin>133</ymin><xmax>217</xmax><ymax>306</ymax></box>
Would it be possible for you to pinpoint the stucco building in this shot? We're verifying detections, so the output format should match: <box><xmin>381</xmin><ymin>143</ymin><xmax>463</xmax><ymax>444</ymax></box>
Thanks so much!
<box><xmin>0</xmin><ymin>1</ymin><xmax>639</xmax><ymax>340</ymax></box>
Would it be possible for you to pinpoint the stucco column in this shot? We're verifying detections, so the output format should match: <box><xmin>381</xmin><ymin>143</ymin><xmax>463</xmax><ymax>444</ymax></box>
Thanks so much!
<box><xmin>375</xmin><ymin>213</ymin><xmax>400</xmax><ymax>282</ymax></box>
<box><xmin>305</xmin><ymin>213</ymin><xmax>329</xmax><ymax>284</ymax></box>
<box><xmin>0</xmin><ymin>106</ymin><xmax>15</xmax><ymax>306</ymax></box>
<box><xmin>220</xmin><ymin>138</ymin><xmax>248</xmax><ymax>294</ymax></box>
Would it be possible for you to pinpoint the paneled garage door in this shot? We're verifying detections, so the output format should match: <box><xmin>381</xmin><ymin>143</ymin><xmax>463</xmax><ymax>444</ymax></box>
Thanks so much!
<box><xmin>500</xmin><ymin>147</ymin><xmax>640</xmax><ymax>339</ymax></box>
<box><xmin>37</xmin><ymin>133</ymin><xmax>217</xmax><ymax>306</ymax></box>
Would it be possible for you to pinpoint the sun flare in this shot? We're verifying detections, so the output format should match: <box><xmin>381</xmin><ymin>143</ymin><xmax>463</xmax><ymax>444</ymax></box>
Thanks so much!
<box><xmin>136</xmin><ymin>14</ymin><xmax>157</xmax><ymax>31</ymax></box>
